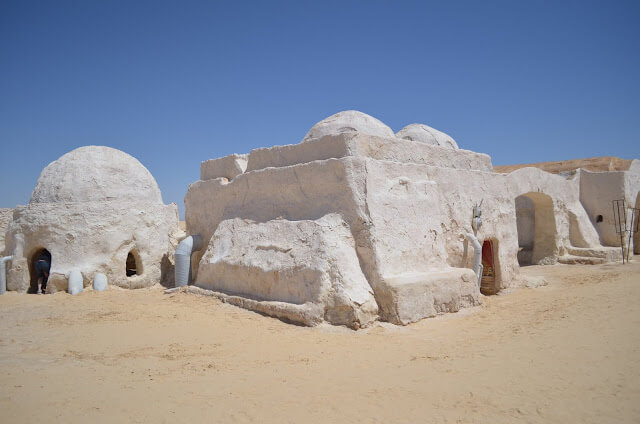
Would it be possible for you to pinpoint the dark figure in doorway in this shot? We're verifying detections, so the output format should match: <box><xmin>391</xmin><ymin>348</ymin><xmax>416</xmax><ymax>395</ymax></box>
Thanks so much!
<box><xmin>35</xmin><ymin>251</ymin><xmax>51</xmax><ymax>294</ymax></box>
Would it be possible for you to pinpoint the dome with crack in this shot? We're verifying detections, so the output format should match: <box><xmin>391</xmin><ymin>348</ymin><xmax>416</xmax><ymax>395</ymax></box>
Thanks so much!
<box><xmin>302</xmin><ymin>110</ymin><xmax>394</xmax><ymax>142</ymax></box>
<box><xmin>30</xmin><ymin>146</ymin><xmax>163</xmax><ymax>204</ymax></box>
<box><xmin>395</xmin><ymin>124</ymin><xmax>459</xmax><ymax>149</ymax></box>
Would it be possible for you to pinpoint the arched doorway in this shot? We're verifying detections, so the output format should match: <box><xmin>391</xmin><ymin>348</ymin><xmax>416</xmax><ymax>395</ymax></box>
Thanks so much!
<box><xmin>481</xmin><ymin>240</ymin><xmax>498</xmax><ymax>295</ymax></box>
<box><xmin>126</xmin><ymin>250</ymin><xmax>142</xmax><ymax>277</ymax></box>
<box><xmin>29</xmin><ymin>248</ymin><xmax>51</xmax><ymax>294</ymax></box>
<box><xmin>515</xmin><ymin>192</ymin><xmax>558</xmax><ymax>265</ymax></box>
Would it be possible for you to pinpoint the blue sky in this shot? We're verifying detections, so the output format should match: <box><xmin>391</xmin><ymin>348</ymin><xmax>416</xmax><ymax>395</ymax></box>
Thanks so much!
<box><xmin>1</xmin><ymin>0</ymin><xmax>639</xmax><ymax>218</ymax></box>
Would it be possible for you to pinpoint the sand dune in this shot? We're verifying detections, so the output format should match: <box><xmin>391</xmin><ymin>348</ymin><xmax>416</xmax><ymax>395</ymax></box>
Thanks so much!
<box><xmin>1</xmin><ymin>262</ymin><xmax>639</xmax><ymax>423</ymax></box>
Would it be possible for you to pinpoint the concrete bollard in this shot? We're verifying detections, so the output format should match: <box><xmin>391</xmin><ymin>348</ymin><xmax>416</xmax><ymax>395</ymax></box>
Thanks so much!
<box><xmin>93</xmin><ymin>273</ymin><xmax>108</xmax><ymax>292</ymax></box>
<box><xmin>0</xmin><ymin>256</ymin><xmax>12</xmax><ymax>294</ymax></box>
<box><xmin>68</xmin><ymin>268</ymin><xmax>83</xmax><ymax>295</ymax></box>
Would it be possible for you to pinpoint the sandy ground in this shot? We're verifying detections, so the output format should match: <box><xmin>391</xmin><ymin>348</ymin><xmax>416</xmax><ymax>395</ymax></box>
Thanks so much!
<box><xmin>1</xmin><ymin>262</ymin><xmax>639</xmax><ymax>423</ymax></box>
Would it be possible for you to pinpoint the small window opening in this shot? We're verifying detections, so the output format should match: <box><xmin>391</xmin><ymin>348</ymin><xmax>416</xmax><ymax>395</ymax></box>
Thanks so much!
<box><xmin>126</xmin><ymin>252</ymin><xmax>138</xmax><ymax>276</ymax></box>
<box><xmin>596</xmin><ymin>215</ymin><xmax>603</xmax><ymax>223</ymax></box>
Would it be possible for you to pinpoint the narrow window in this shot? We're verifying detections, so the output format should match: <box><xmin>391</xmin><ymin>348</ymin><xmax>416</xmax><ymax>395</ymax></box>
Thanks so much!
<box><xmin>596</xmin><ymin>215</ymin><xmax>603</xmax><ymax>223</ymax></box>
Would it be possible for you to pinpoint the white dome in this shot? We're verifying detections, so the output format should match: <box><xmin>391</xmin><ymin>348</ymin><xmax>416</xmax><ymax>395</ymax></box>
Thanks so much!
<box><xmin>302</xmin><ymin>110</ymin><xmax>394</xmax><ymax>142</ymax></box>
<box><xmin>395</xmin><ymin>124</ymin><xmax>459</xmax><ymax>149</ymax></box>
<box><xmin>30</xmin><ymin>146</ymin><xmax>163</xmax><ymax>204</ymax></box>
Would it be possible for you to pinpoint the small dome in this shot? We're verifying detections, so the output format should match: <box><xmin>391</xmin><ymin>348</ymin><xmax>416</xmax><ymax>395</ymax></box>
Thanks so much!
<box><xmin>302</xmin><ymin>110</ymin><xmax>394</xmax><ymax>142</ymax></box>
<box><xmin>396</xmin><ymin>124</ymin><xmax>459</xmax><ymax>149</ymax></box>
<box><xmin>30</xmin><ymin>146</ymin><xmax>163</xmax><ymax>204</ymax></box>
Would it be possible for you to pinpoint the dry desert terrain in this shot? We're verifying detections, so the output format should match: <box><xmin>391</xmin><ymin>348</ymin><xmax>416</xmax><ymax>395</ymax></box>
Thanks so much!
<box><xmin>1</xmin><ymin>261</ymin><xmax>639</xmax><ymax>423</ymax></box>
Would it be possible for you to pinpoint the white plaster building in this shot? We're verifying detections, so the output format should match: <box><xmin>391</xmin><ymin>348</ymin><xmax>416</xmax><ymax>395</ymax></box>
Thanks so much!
<box><xmin>183</xmin><ymin>111</ymin><xmax>638</xmax><ymax>328</ymax></box>
<box><xmin>3</xmin><ymin>146</ymin><xmax>181</xmax><ymax>293</ymax></box>
<box><xmin>1</xmin><ymin>113</ymin><xmax>637</xmax><ymax>331</ymax></box>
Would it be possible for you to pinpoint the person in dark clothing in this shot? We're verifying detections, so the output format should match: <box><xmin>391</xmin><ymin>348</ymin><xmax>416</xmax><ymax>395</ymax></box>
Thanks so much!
<box><xmin>34</xmin><ymin>250</ymin><xmax>51</xmax><ymax>294</ymax></box>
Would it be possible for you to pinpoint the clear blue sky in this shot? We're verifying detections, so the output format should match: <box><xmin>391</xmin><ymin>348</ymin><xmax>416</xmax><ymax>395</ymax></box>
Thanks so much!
<box><xmin>1</xmin><ymin>0</ymin><xmax>639</xmax><ymax>218</ymax></box>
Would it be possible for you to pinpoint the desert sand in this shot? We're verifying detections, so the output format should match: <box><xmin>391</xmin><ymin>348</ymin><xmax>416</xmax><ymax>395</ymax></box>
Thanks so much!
<box><xmin>1</xmin><ymin>262</ymin><xmax>639</xmax><ymax>423</ymax></box>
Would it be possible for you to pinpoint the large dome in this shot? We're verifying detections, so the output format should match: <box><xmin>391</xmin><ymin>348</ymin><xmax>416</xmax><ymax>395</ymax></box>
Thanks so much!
<box><xmin>30</xmin><ymin>146</ymin><xmax>163</xmax><ymax>204</ymax></box>
<box><xmin>302</xmin><ymin>110</ymin><xmax>394</xmax><ymax>142</ymax></box>
<box><xmin>395</xmin><ymin>124</ymin><xmax>459</xmax><ymax>149</ymax></box>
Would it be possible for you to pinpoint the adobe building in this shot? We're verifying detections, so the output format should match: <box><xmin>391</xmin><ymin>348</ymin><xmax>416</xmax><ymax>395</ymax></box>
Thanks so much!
<box><xmin>496</xmin><ymin>157</ymin><xmax>640</xmax><ymax>256</ymax></box>
<box><xmin>2</xmin><ymin>146</ymin><xmax>181</xmax><ymax>293</ymax></box>
<box><xmin>181</xmin><ymin>111</ymin><xmax>638</xmax><ymax>328</ymax></box>
<box><xmin>1</xmin><ymin>114</ymin><xmax>637</xmax><ymax>331</ymax></box>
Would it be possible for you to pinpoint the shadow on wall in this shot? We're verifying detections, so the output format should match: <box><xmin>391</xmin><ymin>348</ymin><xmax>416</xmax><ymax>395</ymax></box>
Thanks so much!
<box><xmin>159</xmin><ymin>253</ymin><xmax>174</xmax><ymax>288</ymax></box>
<box><xmin>515</xmin><ymin>192</ymin><xmax>558</xmax><ymax>266</ymax></box>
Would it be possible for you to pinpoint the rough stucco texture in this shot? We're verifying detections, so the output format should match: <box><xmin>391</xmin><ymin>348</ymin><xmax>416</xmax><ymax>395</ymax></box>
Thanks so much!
<box><xmin>4</xmin><ymin>146</ymin><xmax>181</xmax><ymax>293</ymax></box>
<box><xmin>196</xmin><ymin>214</ymin><xmax>378</xmax><ymax>328</ymax></box>
<box><xmin>186</xmin><ymin>128</ymin><xmax>623</xmax><ymax>326</ymax></box>
<box><xmin>0</xmin><ymin>208</ymin><xmax>13</xmax><ymax>255</ymax></box>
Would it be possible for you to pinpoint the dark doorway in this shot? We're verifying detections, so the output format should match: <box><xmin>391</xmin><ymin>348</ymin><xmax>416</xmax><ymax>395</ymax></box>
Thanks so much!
<box><xmin>126</xmin><ymin>251</ymin><xmax>138</xmax><ymax>277</ymax></box>
<box><xmin>29</xmin><ymin>248</ymin><xmax>51</xmax><ymax>294</ymax></box>
<box><xmin>481</xmin><ymin>240</ymin><xmax>498</xmax><ymax>295</ymax></box>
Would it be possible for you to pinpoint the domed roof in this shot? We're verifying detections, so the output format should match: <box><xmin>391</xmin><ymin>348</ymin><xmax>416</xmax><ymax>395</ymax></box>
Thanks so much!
<box><xmin>302</xmin><ymin>110</ymin><xmax>394</xmax><ymax>142</ymax></box>
<box><xmin>30</xmin><ymin>146</ymin><xmax>163</xmax><ymax>204</ymax></box>
<box><xmin>395</xmin><ymin>124</ymin><xmax>459</xmax><ymax>149</ymax></box>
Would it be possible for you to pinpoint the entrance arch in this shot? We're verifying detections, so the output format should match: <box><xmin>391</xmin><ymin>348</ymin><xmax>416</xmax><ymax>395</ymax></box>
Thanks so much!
<box><xmin>126</xmin><ymin>249</ymin><xmax>143</xmax><ymax>277</ymax></box>
<box><xmin>28</xmin><ymin>248</ymin><xmax>51</xmax><ymax>293</ymax></box>
<box><xmin>481</xmin><ymin>239</ymin><xmax>499</xmax><ymax>295</ymax></box>
<box><xmin>515</xmin><ymin>192</ymin><xmax>558</xmax><ymax>265</ymax></box>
